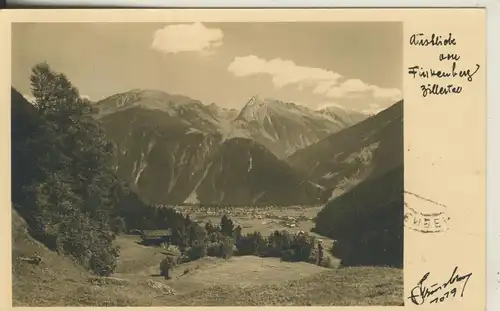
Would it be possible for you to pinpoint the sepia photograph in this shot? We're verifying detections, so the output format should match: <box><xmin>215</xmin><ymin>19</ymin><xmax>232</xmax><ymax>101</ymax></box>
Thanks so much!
<box><xmin>11</xmin><ymin>20</ymin><xmax>404</xmax><ymax>306</ymax></box>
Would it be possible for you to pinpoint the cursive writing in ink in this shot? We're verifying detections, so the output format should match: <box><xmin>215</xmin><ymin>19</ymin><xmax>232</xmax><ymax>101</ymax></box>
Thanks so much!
<box><xmin>408</xmin><ymin>63</ymin><xmax>481</xmax><ymax>83</ymax></box>
<box><xmin>408</xmin><ymin>266</ymin><xmax>472</xmax><ymax>305</ymax></box>
<box><xmin>410</xmin><ymin>33</ymin><xmax>457</xmax><ymax>46</ymax></box>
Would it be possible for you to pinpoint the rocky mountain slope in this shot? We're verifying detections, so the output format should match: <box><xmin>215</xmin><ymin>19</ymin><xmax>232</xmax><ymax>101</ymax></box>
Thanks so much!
<box><xmin>287</xmin><ymin>100</ymin><xmax>403</xmax><ymax>199</ymax></box>
<box><xmin>95</xmin><ymin>89</ymin><xmax>365</xmax><ymax>205</ymax></box>
<box><xmin>95</xmin><ymin>90</ymin><xmax>366</xmax><ymax>159</ymax></box>
<box><xmin>234</xmin><ymin>96</ymin><xmax>367</xmax><ymax>158</ymax></box>
<box><xmin>194</xmin><ymin>138</ymin><xmax>327</xmax><ymax>206</ymax></box>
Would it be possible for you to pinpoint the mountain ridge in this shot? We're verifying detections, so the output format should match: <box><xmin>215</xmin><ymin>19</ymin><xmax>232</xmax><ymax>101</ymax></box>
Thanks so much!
<box><xmin>94</xmin><ymin>89</ymin><xmax>398</xmax><ymax>206</ymax></box>
<box><xmin>95</xmin><ymin>89</ymin><xmax>368</xmax><ymax>159</ymax></box>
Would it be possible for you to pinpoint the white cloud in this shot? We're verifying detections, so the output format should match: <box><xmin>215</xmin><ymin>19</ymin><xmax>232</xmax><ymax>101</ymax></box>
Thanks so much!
<box><xmin>151</xmin><ymin>23</ymin><xmax>223</xmax><ymax>56</ymax></box>
<box><xmin>23</xmin><ymin>93</ymin><xmax>92</xmax><ymax>103</ymax></box>
<box><xmin>322</xmin><ymin>78</ymin><xmax>402</xmax><ymax>102</ymax></box>
<box><xmin>228</xmin><ymin>55</ymin><xmax>342</xmax><ymax>89</ymax></box>
<box><xmin>315</xmin><ymin>102</ymin><xmax>343</xmax><ymax>110</ymax></box>
<box><xmin>369</xmin><ymin>85</ymin><xmax>402</xmax><ymax>101</ymax></box>
<box><xmin>361</xmin><ymin>103</ymin><xmax>385</xmax><ymax>115</ymax></box>
<box><xmin>228</xmin><ymin>55</ymin><xmax>402</xmax><ymax>104</ymax></box>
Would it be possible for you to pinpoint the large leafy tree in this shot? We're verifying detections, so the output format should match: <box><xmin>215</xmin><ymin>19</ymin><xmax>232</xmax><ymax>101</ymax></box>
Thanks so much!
<box><xmin>11</xmin><ymin>62</ymin><xmax>120</xmax><ymax>275</ymax></box>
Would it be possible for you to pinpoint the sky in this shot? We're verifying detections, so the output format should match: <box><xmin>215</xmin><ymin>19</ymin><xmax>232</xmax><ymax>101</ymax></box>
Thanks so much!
<box><xmin>12</xmin><ymin>22</ymin><xmax>402</xmax><ymax>113</ymax></box>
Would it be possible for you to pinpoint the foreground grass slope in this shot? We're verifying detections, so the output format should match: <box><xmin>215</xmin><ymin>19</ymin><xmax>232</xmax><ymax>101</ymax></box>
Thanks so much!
<box><xmin>13</xmin><ymin>212</ymin><xmax>403</xmax><ymax>306</ymax></box>
<box><xmin>169</xmin><ymin>266</ymin><xmax>403</xmax><ymax>306</ymax></box>
<box><xmin>12</xmin><ymin>209</ymin><xmax>165</xmax><ymax>307</ymax></box>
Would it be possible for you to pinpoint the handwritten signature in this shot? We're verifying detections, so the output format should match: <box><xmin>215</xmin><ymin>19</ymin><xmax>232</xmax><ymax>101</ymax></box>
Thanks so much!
<box><xmin>408</xmin><ymin>266</ymin><xmax>472</xmax><ymax>305</ymax></box>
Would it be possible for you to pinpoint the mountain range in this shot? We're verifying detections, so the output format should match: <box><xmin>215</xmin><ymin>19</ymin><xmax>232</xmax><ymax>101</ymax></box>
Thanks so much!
<box><xmin>95</xmin><ymin>89</ymin><xmax>367</xmax><ymax>158</ymax></box>
<box><xmin>90</xmin><ymin>89</ymin><xmax>401</xmax><ymax>206</ymax></box>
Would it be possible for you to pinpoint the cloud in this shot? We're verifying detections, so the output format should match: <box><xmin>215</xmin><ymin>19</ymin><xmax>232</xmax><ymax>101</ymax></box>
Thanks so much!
<box><xmin>321</xmin><ymin>78</ymin><xmax>402</xmax><ymax>102</ymax></box>
<box><xmin>23</xmin><ymin>93</ymin><xmax>92</xmax><ymax>104</ymax></box>
<box><xmin>369</xmin><ymin>85</ymin><xmax>402</xmax><ymax>101</ymax></box>
<box><xmin>315</xmin><ymin>102</ymin><xmax>343</xmax><ymax>110</ymax></box>
<box><xmin>228</xmin><ymin>55</ymin><xmax>342</xmax><ymax>89</ymax></box>
<box><xmin>228</xmin><ymin>55</ymin><xmax>402</xmax><ymax>104</ymax></box>
<box><xmin>361</xmin><ymin>103</ymin><xmax>385</xmax><ymax>115</ymax></box>
<box><xmin>152</xmin><ymin>23</ymin><xmax>223</xmax><ymax>56</ymax></box>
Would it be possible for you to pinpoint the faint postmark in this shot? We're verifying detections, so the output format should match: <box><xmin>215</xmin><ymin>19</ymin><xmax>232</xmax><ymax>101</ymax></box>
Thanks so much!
<box><xmin>404</xmin><ymin>190</ymin><xmax>450</xmax><ymax>233</ymax></box>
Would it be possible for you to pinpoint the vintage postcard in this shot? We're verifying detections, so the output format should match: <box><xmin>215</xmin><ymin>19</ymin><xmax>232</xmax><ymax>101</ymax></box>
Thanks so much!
<box><xmin>0</xmin><ymin>8</ymin><xmax>486</xmax><ymax>309</ymax></box>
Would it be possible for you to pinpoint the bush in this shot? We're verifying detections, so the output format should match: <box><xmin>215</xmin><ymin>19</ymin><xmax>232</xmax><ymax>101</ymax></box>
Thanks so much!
<box><xmin>276</xmin><ymin>232</ymin><xmax>316</xmax><ymax>262</ymax></box>
<box><xmin>281</xmin><ymin>249</ymin><xmax>296</xmax><ymax>261</ymax></box>
<box><xmin>265</xmin><ymin>230</ymin><xmax>293</xmax><ymax>257</ymax></box>
<box><xmin>187</xmin><ymin>241</ymin><xmax>207</xmax><ymax>261</ymax></box>
<box><xmin>236</xmin><ymin>231</ymin><xmax>266</xmax><ymax>256</ymax></box>
<box><xmin>206</xmin><ymin>242</ymin><xmax>221</xmax><ymax>257</ymax></box>
<box><xmin>207</xmin><ymin>231</ymin><xmax>226</xmax><ymax>243</ymax></box>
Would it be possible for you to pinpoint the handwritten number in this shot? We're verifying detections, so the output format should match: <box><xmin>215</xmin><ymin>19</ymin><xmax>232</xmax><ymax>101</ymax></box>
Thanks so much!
<box><xmin>408</xmin><ymin>267</ymin><xmax>471</xmax><ymax>305</ymax></box>
<box><xmin>451</xmin><ymin>288</ymin><xmax>457</xmax><ymax>297</ymax></box>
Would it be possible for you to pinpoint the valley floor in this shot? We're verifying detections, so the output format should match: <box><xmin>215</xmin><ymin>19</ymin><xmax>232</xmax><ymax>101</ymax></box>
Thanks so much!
<box><xmin>12</xmin><ymin>214</ymin><xmax>403</xmax><ymax>306</ymax></box>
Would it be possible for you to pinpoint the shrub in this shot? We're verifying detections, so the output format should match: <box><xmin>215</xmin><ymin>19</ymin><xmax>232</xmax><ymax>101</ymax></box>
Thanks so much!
<box><xmin>265</xmin><ymin>230</ymin><xmax>293</xmax><ymax>257</ymax></box>
<box><xmin>290</xmin><ymin>233</ymin><xmax>316</xmax><ymax>262</ymax></box>
<box><xmin>281</xmin><ymin>249</ymin><xmax>296</xmax><ymax>261</ymax></box>
<box><xmin>208</xmin><ymin>231</ymin><xmax>225</xmax><ymax>243</ymax></box>
<box><xmin>187</xmin><ymin>241</ymin><xmax>208</xmax><ymax>261</ymax></box>
<box><xmin>206</xmin><ymin>242</ymin><xmax>221</xmax><ymax>257</ymax></box>
<box><xmin>236</xmin><ymin>231</ymin><xmax>266</xmax><ymax>256</ymax></box>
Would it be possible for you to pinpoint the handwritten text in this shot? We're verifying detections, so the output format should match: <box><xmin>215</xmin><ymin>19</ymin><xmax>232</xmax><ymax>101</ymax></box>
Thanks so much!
<box><xmin>407</xmin><ymin>266</ymin><xmax>472</xmax><ymax>305</ymax></box>
<box><xmin>408</xmin><ymin>33</ymin><xmax>481</xmax><ymax>98</ymax></box>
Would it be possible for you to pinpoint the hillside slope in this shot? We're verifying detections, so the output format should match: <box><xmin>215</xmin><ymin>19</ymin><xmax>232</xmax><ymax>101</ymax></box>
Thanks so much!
<box><xmin>170</xmin><ymin>266</ymin><xmax>403</xmax><ymax>306</ymax></box>
<box><xmin>99</xmin><ymin>106</ymin><xmax>221</xmax><ymax>204</ymax></box>
<box><xmin>313</xmin><ymin>165</ymin><xmax>404</xmax><ymax>267</ymax></box>
<box><xmin>12</xmin><ymin>209</ymin><xmax>180</xmax><ymax>306</ymax></box>
<box><xmin>195</xmin><ymin>138</ymin><xmax>327</xmax><ymax>206</ymax></box>
<box><xmin>12</xmin><ymin>214</ymin><xmax>402</xmax><ymax>306</ymax></box>
<box><xmin>287</xmin><ymin>100</ymin><xmax>403</xmax><ymax>198</ymax></box>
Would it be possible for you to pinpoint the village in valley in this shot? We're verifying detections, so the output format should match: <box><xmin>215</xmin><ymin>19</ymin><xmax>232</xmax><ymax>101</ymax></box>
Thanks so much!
<box><xmin>169</xmin><ymin>204</ymin><xmax>321</xmax><ymax>229</ymax></box>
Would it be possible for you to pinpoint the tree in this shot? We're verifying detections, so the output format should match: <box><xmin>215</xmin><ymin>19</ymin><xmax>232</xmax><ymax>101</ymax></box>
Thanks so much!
<box><xmin>234</xmin><ymin>225</ymin><xmax>242</xmax><ymax>243</ymax></box>
<box><xmin>205</xmin><ymin>221</ymin><xmax>217</xmax><ymax>235</ymax></box>
<box><xmin>189</xmin><ymin>223</ymin><xmax>207</xmax><ymax>246</ymax></box>
<box><xmin>11</xmin><ymin>63</ymin><xmax>120</xmax><ymax>275</ymax></box>
<box><xmin>220</xmin><ymin>214</ymin><xmax>234</xmax><ymax>237</ymax></box>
